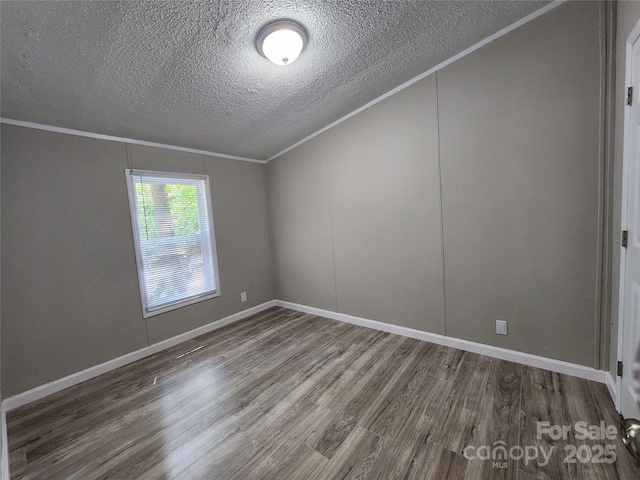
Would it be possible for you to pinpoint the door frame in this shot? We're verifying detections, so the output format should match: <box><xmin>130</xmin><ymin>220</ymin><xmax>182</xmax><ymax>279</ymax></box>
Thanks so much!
<box><xmin>615</xmin><ymin>17</ymin><xmax>640</xmax><ymax>413</ymax></box>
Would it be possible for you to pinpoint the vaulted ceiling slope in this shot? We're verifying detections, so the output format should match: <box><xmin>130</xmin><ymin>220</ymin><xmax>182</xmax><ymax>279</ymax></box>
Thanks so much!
<box><xmin>1</xmin><ymin>1</ymin><xmax>550</xmax><ymax>161</ymax></box>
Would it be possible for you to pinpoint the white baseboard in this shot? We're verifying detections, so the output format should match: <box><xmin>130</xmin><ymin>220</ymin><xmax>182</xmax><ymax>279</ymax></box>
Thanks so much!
<box><xmin>605</xmin><ymin>372</ymin><xmax>617</xmax><ymax>405</ymax></box>
<box><xmin>1</xmin><ymin>403</ymin><xmax>8</xmax><ymax>480</ymax></box>
<box><xmin>4</xmin><ymin>298</ymin><xmax>610</xmax><ymax>413</ymax></box>
<box><xmin>275</xmin><ymin>300</ymin><xmax>607</xmax><ymax>384</ymax></box>
<box><xmin>3</xmin><ymin>300</ymin><xmax>276</xmax><ymax>411</ymax></box>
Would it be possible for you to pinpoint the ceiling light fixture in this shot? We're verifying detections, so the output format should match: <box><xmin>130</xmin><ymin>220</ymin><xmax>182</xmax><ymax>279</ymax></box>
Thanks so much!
<box><xmin>256</xmin><ymin>19</ymin><xmax>308</xmax><ymax>66</ymax></box>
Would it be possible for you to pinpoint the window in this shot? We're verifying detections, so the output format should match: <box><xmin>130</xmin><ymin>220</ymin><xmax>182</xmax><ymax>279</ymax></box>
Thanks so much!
<box><xmin>125</xmin><ymin>169</ymin><xmax>220</xmax><ymax>317</ymax></box>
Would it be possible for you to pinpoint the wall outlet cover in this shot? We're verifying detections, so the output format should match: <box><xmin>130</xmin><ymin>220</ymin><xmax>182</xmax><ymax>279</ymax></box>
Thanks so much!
<box><xmin>496</xmin><ymin>320</ymin><xmax>508</xmax><ymax>335</ymax></box>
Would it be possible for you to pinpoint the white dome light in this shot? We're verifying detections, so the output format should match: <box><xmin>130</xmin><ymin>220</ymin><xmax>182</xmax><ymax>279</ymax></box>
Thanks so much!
<box><xmin>256</xmin><ymin>20</ymin><xmax>308</xmax><ymax>66</ymax></box>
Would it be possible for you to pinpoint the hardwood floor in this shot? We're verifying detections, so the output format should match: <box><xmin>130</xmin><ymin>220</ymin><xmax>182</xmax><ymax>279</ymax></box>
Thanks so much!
<box><xmin>7</xmin><ymin>307</ymin><xmax>640</xmax><ymax>479</ymax></box>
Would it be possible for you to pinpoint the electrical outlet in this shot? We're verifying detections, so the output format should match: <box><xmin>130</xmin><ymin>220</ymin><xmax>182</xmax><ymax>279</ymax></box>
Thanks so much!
<box><xmin>241</xmin><ymin>291</ymin><xmax>247</xmax><ymax>303</ymax></box>
<box><xmin>496</xmin><ymin>320</ymin><xmax>507</xmax><ymax>335</ymax></box>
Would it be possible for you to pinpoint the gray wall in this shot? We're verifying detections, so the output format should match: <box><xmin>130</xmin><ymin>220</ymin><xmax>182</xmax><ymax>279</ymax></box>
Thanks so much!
<box><xmin>269</xmin><ymin>76</ymin><xmax>444</xmax><ymax>332</ymax></box>
<box><xmin>268</xmin><ymin>1</ymin><xmax>605</xmax><ymax>366</ymax></box>
<box><xmin>1</xmin><ymin>125</ymin><xmax>274</xmax><ymax>396</ymax></box>
<box><xmin>438</xmin><ymin>2</ymin><xmax>601</xmax><ymax>367</ymax></box>
<box><xmin>610</xmin><ymin>2</ymin><xmax>640</xmax><ymax>379</ymax></box>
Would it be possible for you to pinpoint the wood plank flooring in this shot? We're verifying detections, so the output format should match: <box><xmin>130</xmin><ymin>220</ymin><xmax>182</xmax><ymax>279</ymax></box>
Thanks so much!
<box><xmin>7</xmin><ymin>307</ymin><xmax>640</xmax><ymax>479</ymax></box>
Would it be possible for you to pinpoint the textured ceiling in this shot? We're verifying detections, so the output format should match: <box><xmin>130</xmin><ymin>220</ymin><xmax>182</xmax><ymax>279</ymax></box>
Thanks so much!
<box><xmin>1</xmin><ymin>0</ymin><xmax>550</xmax><ymax>161</ymax></box>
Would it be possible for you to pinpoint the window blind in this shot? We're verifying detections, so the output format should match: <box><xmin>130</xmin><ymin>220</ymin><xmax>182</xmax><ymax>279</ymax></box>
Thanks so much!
<box><xmin>126</xmin><ymin>169</ymin><xmax>219</xmax><ymax>316</ymax></box>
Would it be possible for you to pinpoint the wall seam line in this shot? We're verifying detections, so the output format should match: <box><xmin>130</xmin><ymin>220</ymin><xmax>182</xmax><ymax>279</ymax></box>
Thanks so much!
<box><xmin>434</xmin><ymin>71</ymin><xmax>448</xmax><ymax>337</ymax></box>
<box><xmin>263</xmin><ymin>165</ymin><xmax>278</xmax><ymax>301</ymax></box>
<box><xmin>326</xmin><ymin>156</ymin><xmax>339</xmax><ymax>313</ymax></box>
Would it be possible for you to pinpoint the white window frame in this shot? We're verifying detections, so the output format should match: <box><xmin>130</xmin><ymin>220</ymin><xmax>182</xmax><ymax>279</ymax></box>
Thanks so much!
<box><xmin>125</xmin><ymin>169</ymin><xmax>221</xmax><ymax>318</ymax></box>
